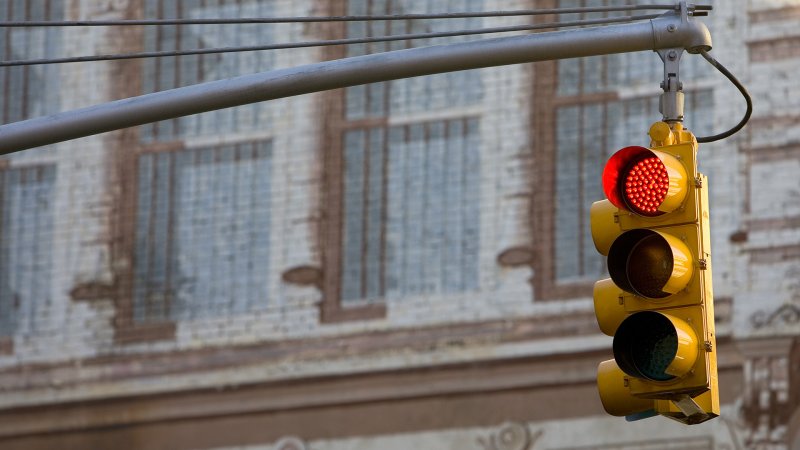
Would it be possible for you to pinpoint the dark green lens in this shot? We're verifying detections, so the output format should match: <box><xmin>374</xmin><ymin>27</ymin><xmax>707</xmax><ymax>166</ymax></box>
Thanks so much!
<box><xmin>614</xmin><ymin>312</ymin><xmax>679</xmax><ymax>381</ymax></box>
<box><xmin>631</xmin><ymin>320</ymin><xmax>678</xmax><ymax>381</ymax></box>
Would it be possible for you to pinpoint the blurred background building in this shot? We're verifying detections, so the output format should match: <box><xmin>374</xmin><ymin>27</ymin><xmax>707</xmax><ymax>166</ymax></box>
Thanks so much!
<box><xmin>0</xmin><ymin>0</ymin><xmax>798</xmax><ymax>449</ymax></box>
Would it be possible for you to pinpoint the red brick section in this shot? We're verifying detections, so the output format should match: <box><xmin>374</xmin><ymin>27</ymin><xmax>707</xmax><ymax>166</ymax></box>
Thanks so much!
<box><xmin>748</xmin><ymin>114</ymin><xmax>800</xmax><ymax>131</ymax></box>
<box><xmin>744</xmin><ymin>142</ymin><xmax>800</xmax><ymax>164</ymax></box>
<box><xmin>0</xmin><ymin>338</ymin><xmax>12</xmax><ymax>356</ymax></box>
<box><xmin>749</xmin><ymin>6</ymin><xmax>800</xmax><ymax>24</ymax></box>
<box><xmin>749</xmin><ymin>36</ymin><xmax>800</xmax><ymax>63</ymax></box>
<box><xmin>747</xmin><ymin>243</ymin><xmax>800</xmax><ymax>265</ymax></box>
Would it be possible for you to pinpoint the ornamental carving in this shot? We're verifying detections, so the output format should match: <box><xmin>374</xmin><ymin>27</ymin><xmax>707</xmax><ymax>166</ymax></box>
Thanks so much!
<box><xmin>740</xmin><ymin>339</ymin><xmax>800</xmax><ymax>449</ymax></box>
<box><xmin>478</xmin><ymin>422</ymin><xmax>542</xmax><ymax>450</ymax></box>
<box><xmin>274</xmin><ymin>436</ymin><xmax>307</xmax><ymax>450</ymax></box>
<box><xmin>750</xmin><ymin>304</ymin><xmax>800</xmax><ymax>329</ymax></box>
<box><xmin>750</xmin><ymin>266</ymin><xmax>800</xmax><ymax>330</ymax></box>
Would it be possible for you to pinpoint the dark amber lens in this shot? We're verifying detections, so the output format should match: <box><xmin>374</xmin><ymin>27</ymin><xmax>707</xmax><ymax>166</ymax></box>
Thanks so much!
<box><xmin>626</xmin><ymin>234</ymin><xmax>672</xmax><ymax>299</ymax></box>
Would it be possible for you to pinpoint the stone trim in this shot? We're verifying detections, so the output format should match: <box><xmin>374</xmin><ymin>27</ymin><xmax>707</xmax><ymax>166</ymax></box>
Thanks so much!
<box><xmin>0</xmin><ymin>341</ymin><xmax>744</xmax><ymax>449</ymax></box>
<box><xmin>0</xmin><ymin>313</ymin><xmax>600</xmax><ymax>393</ymax></box>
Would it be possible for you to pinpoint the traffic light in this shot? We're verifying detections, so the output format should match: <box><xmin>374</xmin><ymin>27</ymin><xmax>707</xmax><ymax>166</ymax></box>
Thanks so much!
<box><xmin>590</xmin><ymin>121</ymin><xmax>719</xmax><ymax>425</ymax></box>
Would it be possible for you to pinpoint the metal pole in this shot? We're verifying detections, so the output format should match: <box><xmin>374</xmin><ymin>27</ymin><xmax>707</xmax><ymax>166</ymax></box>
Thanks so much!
<box><xmin>0</xmin><ymin>10</ymin><xmax>710</xmax><ymax>153</ymax></box>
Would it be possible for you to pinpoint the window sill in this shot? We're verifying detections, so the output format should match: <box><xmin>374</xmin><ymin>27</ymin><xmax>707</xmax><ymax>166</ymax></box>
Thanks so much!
<box><xmin>114</xmin><ymin>322</ymin><xmax>177</xmax><ymax>345</ymax></box>
<box><xmin>320</xmin><ymin>303</ymin><xmax>387</xmax><ymax>324</ymax></box>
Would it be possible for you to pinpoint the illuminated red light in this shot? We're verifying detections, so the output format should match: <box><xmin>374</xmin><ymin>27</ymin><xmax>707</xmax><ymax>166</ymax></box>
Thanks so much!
<box><xmin>623</xmin><ymin>156</ymin><xmax>669</xmax><ymax>216</ymax></box>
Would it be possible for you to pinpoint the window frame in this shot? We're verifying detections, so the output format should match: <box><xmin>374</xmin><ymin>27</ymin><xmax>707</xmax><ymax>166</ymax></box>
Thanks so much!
<box><xmin>116</xmin><ymin>140</ymin><xmax>182</xmax><ymax>344</ymax></box>
<box><xmin>0</xmin><ymin>159</ymin><xmax>13</xmax><ymax>354</ymax></box>
<box><xmin>116</xmin><ymin>133</ymin><xmax>279</xmax><ymax>342</ymax></box>
<box><xmin>319</xmin><ymin>1</ymin><xmax>388</xmax><ymax>323</ymax></box>
<box><xmin>0</xmin><ymin>159</ymin><xmax>59</xmax><ymax>354</ymax></box>
<box><xmin>108</xmin><ymin>1</ymin><xmax>177</xmax><ymax>344</ymax></box>
<box><xmin>531</xmin><ymin>59</ymin><xmax>603</xmax><ymax>300</ymax></box>
<box><xmin>0</xmin><ymin>2</ymin><xmax>63</xmax><ymax>353</ymax></box>
<box><xmin>0</xmin><ymin>0</ymin><xmax>63</xmax><ymax>124</ymax></box>
<box><xmin>111</xmin><ymin>0</ymin><xmax>278</xmax><ymax>342</ymax></box>
<box><xmin>0</xmin><ymin>158</ymin><xmax>14</xmax><ymax>355</ymax></box>
<box><xmin>529</xmin><ymin>2</ymin><xmax>595</xmax><ymax>300</ymax></box>
<box><xmin>319</xmin><ymin>0</ymin><xmax>487</xmax><ymax>323</ymax></box>
<box><xmin>531</xmin><ymin>0</ymin><xmax>628</xmax><ymax>300</ymax></box>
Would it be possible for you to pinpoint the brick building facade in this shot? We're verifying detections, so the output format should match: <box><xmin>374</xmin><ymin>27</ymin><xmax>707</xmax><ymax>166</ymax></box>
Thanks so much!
<box><xmin>0</xmin><ymin>0</ymin><xmax>799</xmax><ymax>449</ymax></box>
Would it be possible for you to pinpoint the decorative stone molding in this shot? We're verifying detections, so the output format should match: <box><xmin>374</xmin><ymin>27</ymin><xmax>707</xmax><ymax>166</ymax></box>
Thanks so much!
<box><xmin>750</xmin><ymin>304</ymin><xmax>800</xmax><ymax>330</ymax></box>
<box><xmin>282</xmin><ymin>265</ymin><xmax>323</xmax><ymax>288</ymax></box>
<box><xmin>739</xmin><ymin>338</ymin><xmax>800</xmax><ymax>449</ymax></box>
<box><xmin>478</xmin><ymin>422</ymin><xmax>542</xmax><ymax>450</ymax></box>
<box><xmin>274</xmin><ymin>436</ymin><xmax>307</xmax><ymax>450</ymax></box>
<box><xmin>747</xmin><ymin>265</ymin><xmax>800</xmax><ymax>332</ymax></box>
<box><xmin>497</xmin><ymin>247</ymin><xmax>535</xmax><ymax>268</ymax></box>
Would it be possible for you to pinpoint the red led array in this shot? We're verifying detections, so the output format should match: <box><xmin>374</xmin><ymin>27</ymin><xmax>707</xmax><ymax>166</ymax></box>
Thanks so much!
<box><xmin>623</xmin><ymin>156</ymin><xmax>669</xmax><ymax>216</ymax></box>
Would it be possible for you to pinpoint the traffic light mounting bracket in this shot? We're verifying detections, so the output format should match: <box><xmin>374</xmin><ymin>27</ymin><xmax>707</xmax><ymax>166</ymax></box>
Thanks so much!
<box><xmin>657</xmin><ymin>1</ymin><xmax>698</xmax><ymax>124</ymax></box>
<box><xmin>658</xmin><ymin>47</ymin><xmax>685</xmax><ymax>124</ymax></box>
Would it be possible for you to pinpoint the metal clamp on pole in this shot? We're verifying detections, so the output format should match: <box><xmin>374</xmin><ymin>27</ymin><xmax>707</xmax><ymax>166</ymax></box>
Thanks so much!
<box><xmin>657</xmin><ymin>47</ymin><xmax>685</xmax><ymax>124</ymax></box>
<box><xmin>653</xmin><ymin>2</ymin><xmax>713</xmax><ymax>124</ymax></box>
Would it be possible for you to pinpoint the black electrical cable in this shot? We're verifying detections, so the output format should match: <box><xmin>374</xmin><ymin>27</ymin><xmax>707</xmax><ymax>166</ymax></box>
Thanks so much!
<box><xmin>695</xmin><ymin>49</ymin><xmax>752</xmax><ymax>143</ymax></box>
<box><xmin>0</xmin><ymin>5</ymin><xmax>710</xmax><ymax>27</ymax></box>
<box><xmin>0</xmin><ymin>14</ymin><xmax>661</xmax><ymax>67</ymax></box>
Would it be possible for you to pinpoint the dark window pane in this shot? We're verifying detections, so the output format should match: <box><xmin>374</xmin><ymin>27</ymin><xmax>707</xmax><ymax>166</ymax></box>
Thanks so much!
<box><xmin>555</xmin><ymin>106</ymin><xmax>582</xmax><ymax>280</ymax></box>
<box><xmin>342</xmin><ymin>119</ymin><xmax>481</xmax><ymax>303</ymax></box>
<box><xmin>341</xmin><ymin>131</ymin><xmax>367</xmax><ymax>302</ymax></box>
<box><xmin>0</xmin><ymin>1</ymin><xmax>63</xmax><ymax>123</ymax></box>
<box><xmin>346</xmin><ymin>0</ymin><xmax>485</xmax><ymax>119</ymax></box>
<box><xmin>133</xmin><ymin>142</ymin><xmax>272</xmax><ymax>323</ymax></box>
<box><xmin>0</xmin><ymin>165</ymin><xmax>56</xmax><ymax>336</ymax></box>
<box><xmin>141</xmin><ymin>0</ymin><xmax>276</xmax><ymax>142</ymax></box>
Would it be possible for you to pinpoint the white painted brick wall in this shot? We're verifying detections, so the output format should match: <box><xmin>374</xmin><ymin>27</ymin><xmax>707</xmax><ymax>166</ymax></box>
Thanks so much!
<box><xmin>0</xmin><ymin>0</ymin><xmax>797</xmax><ymax>409</ymax></box>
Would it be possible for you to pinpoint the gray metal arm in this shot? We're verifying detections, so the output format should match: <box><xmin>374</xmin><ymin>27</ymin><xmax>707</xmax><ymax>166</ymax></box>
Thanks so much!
<box><xmin>0</xmin><ymin>7</ymin><xmax>711</xmax><ymax>153</ymax></box>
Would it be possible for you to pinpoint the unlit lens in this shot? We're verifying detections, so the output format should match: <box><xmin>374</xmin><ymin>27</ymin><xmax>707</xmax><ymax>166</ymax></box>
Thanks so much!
<box><xmin>630</xmin><ymin>315</ymin><xmax>678</xmax><ymax>381</ymax></box>
<box><xmin>627</xmin><ymin>234</ymin><xmax>672</xmax><ymax>299</ymax></box>
<box><xmin>614</xmin><ymin>312</ymin><xmax>679</xmax><ymax>382</ymax></box>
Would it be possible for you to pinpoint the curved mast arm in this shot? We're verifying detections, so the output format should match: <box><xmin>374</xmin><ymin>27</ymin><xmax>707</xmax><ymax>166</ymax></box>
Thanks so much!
<box><xmin>0</xmin><ymin>3</ymin><xmax>711</xmax><ymax>153</ymax></box>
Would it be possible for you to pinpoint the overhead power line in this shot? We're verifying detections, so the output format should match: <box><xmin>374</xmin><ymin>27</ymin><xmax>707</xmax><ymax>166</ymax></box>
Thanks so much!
<box><xmin>0</xmin><ymin>14</ymin><xmax>666</xmax><ymax>67</ymax></box>
<box><xmin>0</xmin><ymin>4</ymin><xmax>712</xmax><ymax>27</ymax></box>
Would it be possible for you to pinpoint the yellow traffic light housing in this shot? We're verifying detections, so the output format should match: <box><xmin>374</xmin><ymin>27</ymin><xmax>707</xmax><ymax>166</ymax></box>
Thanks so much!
<box><xmin>597</xmin><ymin>360</ymin><xmax>655</xmax><ymax>417</ymax></box>
<box><xmin>591</xmin><ymin>122</ymin><xmax>719</xmax><ymax>425</ymax></box>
